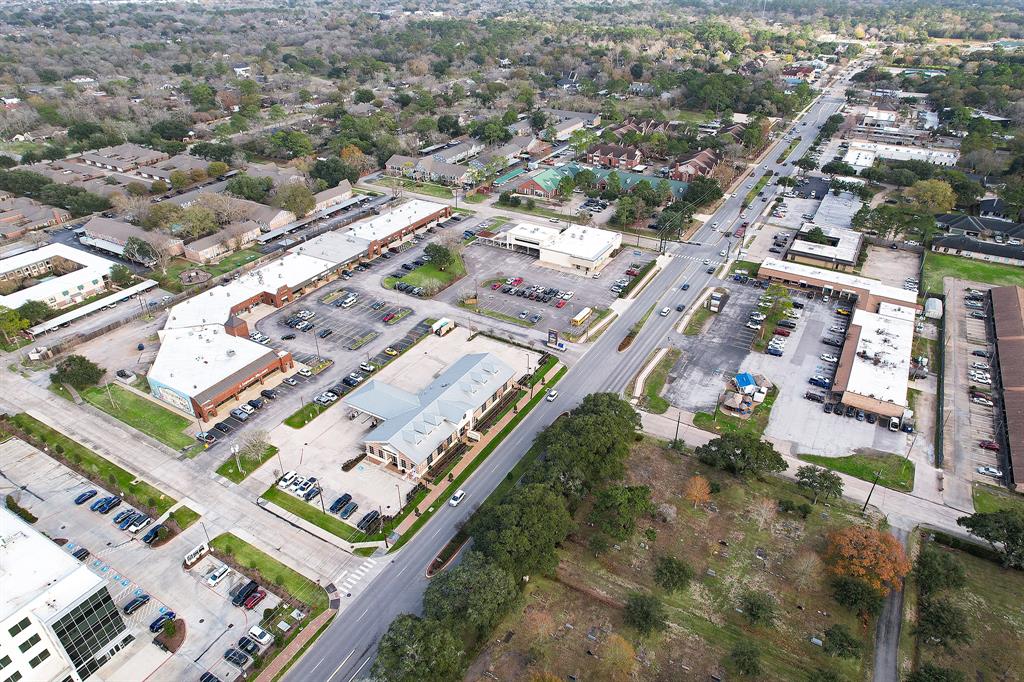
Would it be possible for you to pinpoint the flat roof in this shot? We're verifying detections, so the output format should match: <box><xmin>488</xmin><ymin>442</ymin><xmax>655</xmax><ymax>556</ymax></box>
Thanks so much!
<box><xmin>29</xmin><ymin>279</ymin><xmax>159</xmax><ymax>335</ymax></box>
<box><xmin>0</xmin><ymin>243</ymin><xmax>117</xmax><ymax>310</ymax></box>
<box><xmin>288</xmin><ymin>230</ymin><xmax>370</xmax><ymax>264</ymax></box>
<box><xmin>505</xmin><ymin>221</ymin><xmax>622</xmax><ymax>262</ymax></box>
<box><xmin>165</xmin><ymin>252</ymin><xmax>333</xmax><ymax>330</ymax></box>
<box><xmin>847</xmin><ymin>140</ymin><xmax>959</xmax><ymax>164</ymax></box>
<box><xmin>813</xmin><ymin>190</ymin><xmax>863</xmax><ymax>229</ymax></box>
<box><xmin>844</xmin><ymin>302</ymin><xmax>915</xmax><ymax>407</ymax></box>
<box><xmin>1</xmin><ymin>507</ymin><xmax>103</xmax><ymax>623</ymax></box>
<box><xmin>788</xmin><ymin>222</ymin><xmax>863</xmax><ymax>265</ymax></box>
<box><xmin>346</xmin><ymin>199</ymin><xmax>446</xmax><ymax>242</ymax></box>
<box><xmin>149</xmin><ymin>325</ymin><xmax>279</xmax><ymax>400</ymax></box>
<box><xmin>760</xmin><ymin>257</ymin><xmax>919</xmax><ymax>305</ymax></box>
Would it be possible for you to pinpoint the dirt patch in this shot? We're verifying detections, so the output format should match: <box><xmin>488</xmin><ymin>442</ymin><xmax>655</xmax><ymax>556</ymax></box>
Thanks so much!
<box><xmin>154</xmin><ymin>618</ymin><xmax>186</xmax><ymax>653</ymax></box>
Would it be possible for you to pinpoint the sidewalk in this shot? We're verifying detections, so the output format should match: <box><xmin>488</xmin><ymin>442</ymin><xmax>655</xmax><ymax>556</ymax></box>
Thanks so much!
<box><xmin>394</xmin><ymin>369</ymin><xmax>559</xmax><ymax>534</ymax></box>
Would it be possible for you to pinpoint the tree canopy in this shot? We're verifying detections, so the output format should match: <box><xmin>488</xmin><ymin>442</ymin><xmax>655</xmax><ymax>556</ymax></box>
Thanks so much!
<box><xmin>372</xmin><ymin>614</ymin><xmax>463</xmax><ymax>682</ymax></box>
<box><xmin>695</xmin><ymin>432</ymin><xmax>786</xmax><ymax>477</ymax></box>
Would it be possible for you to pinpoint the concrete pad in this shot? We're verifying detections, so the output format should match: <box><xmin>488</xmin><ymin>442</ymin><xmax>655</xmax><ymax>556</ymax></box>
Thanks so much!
<box><xmin>860</xmin><ymin>245</ymin><xmax>921</xmax><ymax>289</ymax></box>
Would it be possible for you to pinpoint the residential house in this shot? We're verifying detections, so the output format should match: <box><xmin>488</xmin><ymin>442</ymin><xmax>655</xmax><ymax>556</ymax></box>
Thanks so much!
<box><xmin>232</xmin><ymin>64</ymin><xmax>252</xmax><ymax>78</ymax></box>
<box><xmin>931</xmin><ymin>235</ymin><xmax>1024</xmax><ymax>267</ymax></box>
<box><xmin>134</xmin><ymin>154</ymin><xmax>209</xmax><ymax>183</ymax></box>
<box><xmin>183</xmin><ymin>221</ymin><xmax>261</xmax><ymax>264</ymax></box>
<box><xmin>515</xmin><ymin>163</ymin><xmax>688</xmax><ymax>200</ymax></box>
<box><xmin>667</xmin><ymin>148</ymin><xmax>722</xmax><ymax>182</ymax></box>
<box><xmin>219</xmin><ymin>195</ymin><xmax>295</xmax><ymax>230</ymax></box>
<box><xmin>719</xmin><ymin>122</ymin><xmax>748</xmax><ymax>145</ymax></box>
<box><xmin>472</xmin><ymin>136</ymin><xmax>536</xmax><ymax>171</ymax></box>
<box><xmin>80</xmin><ymin>216</ymin><xmax>184</xmax><ymax>263</ymax></box>
<box><xmin>0</xmin><ymin>196</ymin><xmax>72</xmax><ymax>241</ymax></box>
<box><xmin>246</xmin><ymin>162</ymin><xmax>306</xmax><ymax>187</ymax></box>
<box><xmin>586</xmin><ymin>143</ymin><xmax>643</xmax><ymax>170</ymax></box>
<box><xmin>313</xmin><ymin>180</ymin><xmax>353</xmax><ymax>212</ymax></box>
<box><xmin>78</xmin><ymin>143</ymin><xmax>168</xmax><ymax>172</ymax></box>
<box><xmin>937</xmin><ymin>214</ymin><xmax>1024</xmax><ymax>241</ymax></box>
<box><xmin>542</xmin><ymin>108</ymin><xmax>602</xmax><ymax>128</ymax></box>
<box><xmin>608</xmin><ymin>117</ymin><xmax>683</xmax><ymax>139</ymax></box>
<box><xmin>979</xmin><ymin>198</ymin><xmax>1016</xmax><ymax>222</ymax></box>
<box><xmin>383</xmin><ymin>154</ymin><xmax>472</xmax><ymax>186</ymax></box>
<box><xmin>629</xmin><ymin>82</ymin><xmax>655</xmax><ymax>97</ymax></box>
<box><xmin>432</xmin><ymin>137</ymin><xmax>485</xmax><ymax>165</ymax></box>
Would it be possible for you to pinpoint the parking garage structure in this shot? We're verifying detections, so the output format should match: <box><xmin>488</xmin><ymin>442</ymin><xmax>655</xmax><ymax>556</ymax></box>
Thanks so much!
<box><xmin>990</xmin><ymin>285</ymin><xmax>1024</xmax><ymax>491</ymax></box>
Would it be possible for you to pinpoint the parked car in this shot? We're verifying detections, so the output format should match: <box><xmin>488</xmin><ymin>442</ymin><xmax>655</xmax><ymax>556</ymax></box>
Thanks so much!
<box><xmin>977</xmin><ymin>466</ymin><xmax>1003</xmax><ymax>478</ymax></box>
<box><xmin>248</xmin><ymin>626</ymin><xmax>274</xmax><ymax>647</ymax></box>
<box><xmin>123</xmin><ymin>594</ymin><xmax>150</xmax><ymax>615</ymax></box>
<box><xmin>224</xmin><ymin>649</ymin><xmax>249</xmax><ymax>667</ymax></box>
<box><xmin>340</xmin><ymin>501</ymin><xmax>359</xmax><ymax>519</ymax></box>
<box><xmin>237</xmin><ymin>636</ymin><xmax>260</xmax><ymax>656</ymax></box>
<box><xmin>979</xmin><ymin>440</ymin><xmax>1000</xmax><ymax>451</ymax></box>
<box><xmin>330</xmin><ymin>494</ymin><xmax>352</xmax><ymax>513</ymax></box>
<box><xmin>232</xmin><ymin>580</ymin><xmax>260</xmax><ymax>607</ymax></box>
<box><xmin>149</xmin><ymin>611</ymin><xmax>176</xmax><ymax>633</ymax></box>
<box><xmin>74</xmin><ymin>489</ymin><xmax>98</xmax><ymax>505</ymax></box>
<box><xmin>142</xmin><ymin>525</ymin><xmax>162</xmax><ymax>545</ymax></box>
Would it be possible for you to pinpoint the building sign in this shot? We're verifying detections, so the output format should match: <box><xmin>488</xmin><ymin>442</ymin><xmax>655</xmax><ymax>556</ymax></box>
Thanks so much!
<box><xmin>182</xmin><ymin>542</ymin><xmax>209</xmax><ymax>569</ymax></box>
<box><xmin>547</xmin><ymin>329</ymin><xmax>559</xmax><ymax>347</ymax></box>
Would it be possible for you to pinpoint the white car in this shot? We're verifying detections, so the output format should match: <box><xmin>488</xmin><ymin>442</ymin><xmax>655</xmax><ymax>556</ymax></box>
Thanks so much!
<box><xmin>746</xmin><ymin>322</ymin><xmax>762</xmax><ymax>330</ymax></box>
<box><xmin>298</xmin><ymin>368</ymin><xmax>312</xmax><ymax>377</ymax></box>
<box><xmin>718</xmin><ymin>249</ymin><xmax>727</xmax><ymax>257</ymax></box>
<box><xmin>829</xmin><ymin>325</ymin><xmax>846</xmax><ymax>333</ymax></box>
<box><xmin>546</xmin><ymin>390</ymin><xmax>558</xmax><ymax>402</ymax></box>
<box><xmin>976</xmin><ymin>466</ymin><xmax>1003</xmax><ymax>478</ymax></box>
<box><xmin>702</xmin><ymin>258</ymin><xmax>710</xmax><ymax>265</ymax></box>
<box><xmin>239</xmin><ymin>404</ymin><xmax>256</xmax><ymax>415</ymax></box>
<box><xmin>820</xmin><ymin>354</ymin><xmax>839</xmax><ymax>363</ymax></box>
<box><xmin>970</xmin><ymin>362</ymin><xmax>989</xmax><ymax>371</ymax></box>
<box><xmin>971</xmin><ymin>376</ymin><xmax>992</xmax><ymax>385</ymax></box>
<box><xmin>248</xmin><ymin>626</ymin><xmax>274</xmax><ymax>647</ymax></box>
<box><xmin>785</xmin><ymin>310</ymin><xmax>801</xmax><ymax>319</ymax></box>
<box><xmin>449</xmin><ymin>489</ymin><xmax>467</xmax><ymax>507</ymax></box>
<box><xmin>206</xmin><ymin>565</ymin><xmax>231</xmax><ymax>587</ymax></box>
<box><xmin>749</xmin><ymin>312</ymin><xmax>766</xmax><ymax>322</ymax></box>
<box><xmin>277</xmin><ymin>471</ymin><xmax>297</xmax><ymax>489</ymax></box>
<box><xmin>359</xmin><ymin>362</ymin><xmax>376</xmax><ymax>372</ymax></box>
<box><xmin>562</xmin><ymin>291</ymin><xmax>575</xmax><ymax>300</ymax></box>
<box><xmin>971</xmin><ymin>396</ymin><xmax>994</xmax><ymax>407</ymax></box>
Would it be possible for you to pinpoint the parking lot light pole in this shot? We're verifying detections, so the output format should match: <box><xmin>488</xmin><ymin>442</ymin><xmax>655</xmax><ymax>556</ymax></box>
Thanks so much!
<box><xmin>395</xmin><ymin>483</ymin><xmax>402</xmax><ymax>512</ymax></box>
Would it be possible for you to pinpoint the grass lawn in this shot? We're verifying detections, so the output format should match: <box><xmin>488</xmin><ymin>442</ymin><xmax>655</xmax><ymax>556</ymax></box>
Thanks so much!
<box><xmin>684</xmin><ymin>306</ymin><xmax>714</xmax><ymax>336</ymax></box>
<box><xmin>470</xmin><ymin>439</ymin><xmax>872</xmax><ymax>681</ymax></box>
<box><xmin>160</xmin><ymin>249</ymin><xmax>262</xmax><ymax>291</ymax></box>
<box><xmin>216</xmin><ymin>446</ymin><xmax>280</xmax><ymax>483</ymax></box>
<box><xmin>729</xmin><ymin>259</ymin><xmax>761</xmax><ymax>277</ymax></box>
<box><xmin>457</xmin><ymin>300</ymin><xmax>534</xmax><ymax>327</ymax></box>
<box><xmin>912</xmin><ymin>536</ymin><xmax>1024</xmax><ymax>679</ymax></box>
<box><xmin>262</xmin><ymin>487</ymin><xmax>364</xmax><ymax>542</ymax></box>
<box><xmin>372</xmin><ymin>177</ymin><xmax>455</xmax><ymax>200</ymax></box>
<box><xmin>743</xmin><ymin>173</ymin><xmax>772</xmax><ymax>207</ymax></box>
<box><xmin>284</xmin><ymin>402</ymin><xmax>328</xmax><ymax>429</ymax></box>
<box><xmin>384</xmin><ymin>252</ymin><xmax>466</xmax><ymax>294</ymax></box>
<box><xmin>4</xmin><ymin>413</ymin><xmax>177</xmax><ymax>515</ymax></box>
<box><xmin>800</xmin><ymin>451</ymin><xmax>915</xmax><ymax>492</ymax></box>
<box><xmin>169</xmin><ymin>506</ymin><xmax>200</xmax><ymax>530</ymax></box>
<box><xmin>972</xmin><ymin>483</ymin><xmax>1024</xmax><ymax>514</ymax></box>
<box><xmin>693</xmin><ymin>387</ymin><xmax>778</xmax><ymax>439</ymax></box>
<box><xmin>643</xmin><ymin>348</ymin><xmax>681</xmax><ymax>414</ymax></box>
<box><xmin>463</xmin><ymin>193</ymin><xmax>487</xmax><ymax>204</ymax></box>
<box><xmin>81</xmin><ymin>384</ymin><xmax>194</xmax><ymax>450</ymax></box>
<box><xmin>776</xmin><ymin>138</ymin><xmax>800</xmax><ymax>163</ymax></box>
<box><xmin>911</xmin><ymin>336</ymin><xmax>937</xmax><ymax>370</ymax></box>
<box><xmin>922</xmin><ymin>251</ymin><xmax>1024</xmax><ymax>294</ymax></box>
<box><xmin>210</xmin><ymin>533</ymin><xmax>328</xmax><ymax>612</ymax></box>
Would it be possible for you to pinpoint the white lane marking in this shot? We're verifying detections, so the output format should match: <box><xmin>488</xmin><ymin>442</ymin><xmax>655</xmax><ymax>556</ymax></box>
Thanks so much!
<box><xmin>346</xmin><ymin>656</ymin><xmax>371</xmax><ymax>682</ymax></box>
<box><xmin>328</xmin><ymin>649</ymin><xmax>355</xmax><ymax>681</ymax></box>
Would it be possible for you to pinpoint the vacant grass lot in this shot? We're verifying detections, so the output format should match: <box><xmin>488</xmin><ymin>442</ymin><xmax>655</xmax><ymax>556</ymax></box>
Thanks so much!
<box><xmin>81</xmin><ymin>384</ymin><xmax>193</xmax><ymax>450</ymax></box>
<box><xmin>972</xmin><ymin>483</ymin><xmax>1024</xmax><ymax>514</ymax></box>
<box><xmin>684</xmin><ymin>306</ymin><xmax>714</xmax><ymax>336</ymax></box>
<box><xmin>470</xmin><ymin>440</ymin><xmax>872</xmax><ymax>681</ymax></box>
<box><xmin>210</xmin><ymin>533</ymin><xmax>328</xmax><ymax>612</ymax></box>
<box><xmin>4</xmin><ymin>413</ymin><xmax>177</xmax><ymax>514</ymax></box>
<box><xmin>643</xmin><ymin>348</ymin><xmax>681</xmax><ymax>414</ymax></box>
<box><xmin>922</xmin><ymin>252</ymin><xmax>1024</xmax><ymax>294</ymax></box>
<box><xmin>800</xmin><ymin>452</ymin><xmax>915</xmax><ymax>492</ymax></box>
<box><xmin>384</xmin><ymin>252</ymin><xmax>466</xmax><ymax>294</ymax></box>
<box><xmin>160</xmin><ymin>249</ymin><xmax>262</xmax><ymax>292</ymax></box>
<box><xmin>371</xmin><ymin>177</ymin><xmax>455</xmax><ymax>200</ymax></box>
<box><xmin>693</xmin><ymin>386</ymin><xmax>778</xmax><ymax>439</ymax></box>
<box><xmin>216</xmin><ymin>446</ymin><xmax>280</xmax><ymax>483</ymax></box>
<box><xmin>912</xmin><ymin>538</ymin><xmax>1024</xmax><ymax>680</ymax></box>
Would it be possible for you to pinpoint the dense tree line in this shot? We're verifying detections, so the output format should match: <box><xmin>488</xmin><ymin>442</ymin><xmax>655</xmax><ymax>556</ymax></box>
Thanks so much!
<box><xmin>0</xmin><ymin>169</ymin><xmax>110</xmax><ymax>217</ymax></box>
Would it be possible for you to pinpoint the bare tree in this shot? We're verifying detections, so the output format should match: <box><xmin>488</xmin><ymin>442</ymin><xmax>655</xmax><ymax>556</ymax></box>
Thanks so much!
<box><xmin>790</xmin><ymin>551</ymin><xmax>822</xmax><ymax>590</ymax></box>
<box><xmin>749</xmin><ymin>497</ymin><xmax>777</xmax><ymax>531</ymax></box>
<box><xmin>238</xmin><ymin>429</ymin><xmax>270</xmax><ymax>463</ymax></box>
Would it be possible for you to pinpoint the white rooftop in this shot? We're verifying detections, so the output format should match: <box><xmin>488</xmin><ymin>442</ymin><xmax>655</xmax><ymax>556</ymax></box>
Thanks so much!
<box><xmin>506</xmin><ymin>221</ymin><xmax>621</xmax><ymax>262</ymax></box>
<box><xmin>1</xmin><ymin>507</ymin><xmax>104</xmax><ymax>623</ymax></box>
<box><xmin>346</xmin><ymin>199</ymin><xmax>445</xmax><ymax>243</ymax></box>
<box><xmin>846</xmin><ymin>303</ymin><xmax>915</xmax><ymax>407</ymax></box>
<box><xmin>760</xmin><ymin>257</ymin><xmax>918</xmax><ymax>305</ymax></box>
<box><xmin>0</xmin><ymin>243</ymin><xmax>116</xmax><ymax>310</ymax></box>
<box><xmin>288</xmin><ymin>230</ymin><xmax>370</xmax><ymax>264</ymax></box>
<box><xmin>165</xmin><ymin>252</ymin><xmax>333</xmax><ymax>330</ymax></box>
<box><xmin>847</xmin><ymin>140</ymin><xmax>959</xmax><ymax>165</ymax></box>
<box><xmin>149</xmin><ymin>325</ymin><xmax>279</xmax><ymax>400</ymax></box>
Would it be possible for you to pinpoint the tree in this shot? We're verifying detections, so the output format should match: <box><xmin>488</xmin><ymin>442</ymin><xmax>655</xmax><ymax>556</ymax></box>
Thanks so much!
<box><xmin>905</xmin><ymin>663</ymin><xmax>966</xmax><ymax>682</ymax></box>
<box><xmin>181</xmin><ymin>206</ymin><xmax>217</xmax><ymax>239</ymax></box>
<box><xmin>567</xmin><ymin>128</ymin><xmax>598</xmax><ymax>160</ymax></box>
<box><xmin>914</xmin><ymin>546</ymin><xmax>966</xmax><ymax>597</ymax></box>
<box><xmin>150</xmin><ymin>179</ymin><xmax>168</xmax><ymax>194</ymax></box>
<box><xmin>226</xmin><ymin>174</ymin><xmax>273</xmax><ymax>203</ymax></box>
<box><xmin>825</xmin><ymin>526</ymin><xmax>910</xmax><ymax>594</ymax></box>
<box><xmin>50</xmin><ymin>355</ymin><xmax>104</xmax><ymax>390</ymax></box>
<box><xmin>796</xmin><ymin>157</ymin><xmax>817</xmax><ymax>171</ymax></box>
<box><xmin>311</xmin><ymin>157</ymin><xmax>359</xmax><ymax>187</ymax></box>
<box><xmin>109</xmin><ymin>264</ymin><xmax>133</xmax><ymax>287</ymax></box>
<box><xmin>274</xmin><ymin>183</ymin><xmax>315</xmax><ymax>217</ymax></box>
<box><xmin>957</xmin><ymin>509</ymin><xmax>1024</xmax><ymax>568</ymax></box>
<box><xmin>695</xmin><ymin>432</ymin><xmax>786</xmax><ymax>478</ymax></box>
<box><xmin>423</xmin><ymin>243</ymin><xmax>453</xmax><ymax>271</ymax></box>
<box><xmin>168</xmin><ymin>170</ymin><xmax>190</xmax><ymax>191</ymax></box>
<box><xmin>556</xmin><ymin>176</ymin><xmax>575</xmax><ymax>199</ymax></box>
<box><xmin>191</xmin><ymin>142</ymin><xmax>236</xmax><ymax>164</ymax></box>
<box><xmin>623</xmin><ymin>592</ymin><xmax>666</xmax><ymax>635</ymax></box>
<box><xmin>916</xmin><ymin>597</ymin><xmax>972</xmax><ymax>653</ymax></box>
<box><xmin>653</xmin><ymin>555</ymin><xmax>693</xmax><ymax>593</ymax></box>
<box><xmin>750</xmin><ymin>496</ymin><xmax>777</xmax><ymax>531</ymax></box>
<box><xmin>802</xmin><ymin>226</ymin><xmax>831</xmax><ymax>245</ymax></box>
<box><xmin>728</xmin><ymin>639</ymin><xmax>762</xmax><ymax>676</ymax></box>
<box><xmin>795</xmin><ymin>465</ymin><xmax>844</xmax><ymax>504</ymax></box>
<box><xmin>16</xmin><ymin>300</ymin><xmax>53</xmax><ymax>325</ymax></box>
<box><xmin>791</xmin><ymin>551</ymin><xmax>822</xmax><ymax>590</ymax></box>
<box><xmin>267</xmin><ymin>130</ymin><xmax>313</xmax><ymax>158</ymax></box>
<box><xmin>589</xmin><ymin>485</ymin><xmax>652</xmax><ymax>540</ymax></box>
<box><xmin>822</xmin><ymin>160</ymin><xmax>857</xmax><ymax>176</ymax></box>
<box><xmin>681</xmin><ymin>176</ymin><xmax>723</xmax><ymax>207</ymax></box>
<box><xmin>906</xmin><ymin>179</ymin><xmax>956</xmax><ymax>215</ymax></box>
<box><xmin>0</xmin><ymin>306</ymin><xmax>29</xmax><ymax>345</ymax></box>
<box><xmin>123</xmin><ymin>236</ymin><xmax>157</xmax><ymax>266</ymax></box>
<box><xmin>354</xmin><ymin>88</ymin><xmax>375</xmax><ymax>104</ymax></box>
<box><xmin>831</xmin><ymin>576</ymin><xmax>884</xmax><ymax>617</ymax></box>
<box><xmin>371</xmin><ymin>614</ymin><xmax>463</xmax><ymax>682</ymax></box>
<box><xmin>822</xmin><ymin>623</ymin><xmax>860</xmax><ymax>658</ymax></box>
<box><xmin>683</xmin><ymin>475</ymin><xmax>711</xmax><ymax>508</ymax></box>
<box><xmin>423</xmin><ymin>551</ymin><xmax>519</xmax><ymax>639</ymax></box>
<box><xmin>740</xmin><ymin>590</ymin><xmax>775</xmax><ymax>626</ymax></box>
<box><xmin>206</xmin><ymin>161</ymin><xmax>229</xmax><ymax>177</ymax></box>
<box><xmin>237</xmin><ymin>430</ymin><xmax>270</xmax><ymax>463</ymax></box>
<box><xmin>469</xmin><ymin>484</ymin><xmax>572</xmax><ymax>576</ymax></box>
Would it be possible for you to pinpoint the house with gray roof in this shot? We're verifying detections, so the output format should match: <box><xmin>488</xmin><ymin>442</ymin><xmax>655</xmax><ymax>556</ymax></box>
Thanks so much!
<box><xmin>344</xmin><ymin>353</ymin><xmax>516</xmax><ymax>475</ymax></box>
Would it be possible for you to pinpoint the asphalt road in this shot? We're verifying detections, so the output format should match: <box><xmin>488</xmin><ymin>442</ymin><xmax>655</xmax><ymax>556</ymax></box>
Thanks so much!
<box><xmin>285</xmin><ymin>77</ymin><xmax>851</xmax><ymax>682</ymax></box>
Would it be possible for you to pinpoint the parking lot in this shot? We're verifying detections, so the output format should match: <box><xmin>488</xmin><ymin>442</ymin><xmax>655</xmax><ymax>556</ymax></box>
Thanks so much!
<box><xmin>860</xmin><ymin>245</ymin><xmax>921</xmax><ymax>290</ymax></box>
<box><xmin>0</xmin><ymin>438</ymin><xmax>275</xmax><ymax>682</ymax></box>
<box><xmin>443</xmin><ymin>245</ymin><xmax>647</xmax><ymax>333</ymax></box>
<box><xmin>942</xmin><ymin>279</ymin><xmax>1004</xmax><ymax>490</ymax></box>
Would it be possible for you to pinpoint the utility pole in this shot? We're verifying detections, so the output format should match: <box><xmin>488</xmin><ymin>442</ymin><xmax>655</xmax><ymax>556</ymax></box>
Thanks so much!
<box><xmin>861</xmin><ymin>469</ymin><xmax>882</xmax><ymax>513</ymax></box>
<box><xmin>673</xmin><ymin>411</ymin><xmax>681</xmax><ymax>446</ymax></box>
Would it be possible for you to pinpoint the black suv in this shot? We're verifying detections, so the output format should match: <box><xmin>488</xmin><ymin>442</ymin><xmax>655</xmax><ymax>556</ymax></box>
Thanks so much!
<box><xmin>232</xmin><ymin>580</ymin><xmax>259</xmax><ymax>607</ymax></box>
<box><xmin>224</xmin><ymin>649</ymin><xmax>249</xmax><ymax>667</ymax></box>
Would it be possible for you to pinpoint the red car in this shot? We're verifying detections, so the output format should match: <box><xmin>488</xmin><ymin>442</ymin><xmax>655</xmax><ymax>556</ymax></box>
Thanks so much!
<box><xmin>511</xmin><ymin>277</ymin><xmax>523</xmax><ymax>286</ymax></box>
<box><xmin>555</xmin><ymin>300</ymin><xmax>567</xmax><ymax>309</ymax></box>
<box><xmin>625</xmin><ymin>268</ymin><xmax>639</xmax><ymax>276</ymax></box>
<box><xmin>491</xmin><ymin>282</ymin><xmax>501</xmax><ymax>290</ymax></box>
<box><xmin>774</xmin><ymin>329</ymin><xmax>790</xmax><ymax>337</ymax></box>
<box><xmin>382</xmin><ymin>313</ymin><xmax>395</xmax><ymax>323</ymax></box>
<box><xmin>244</xmin><ymin>589</ymin><xmax>266</xmax><ymax>610</ymax></box>
<box><xmin>979</xmin><ymin>440</ymin><xmax>1000</xmax><ymax>451</ymax></box>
